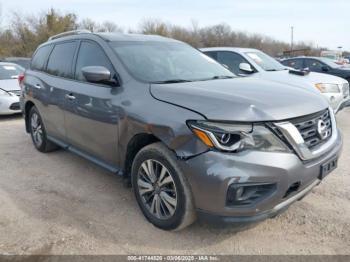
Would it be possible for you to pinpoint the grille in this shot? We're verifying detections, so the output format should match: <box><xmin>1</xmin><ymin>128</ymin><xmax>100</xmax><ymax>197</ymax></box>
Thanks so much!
<box><xmin>290</xmin><ymin>109</ymin><xmax>332</xmax><ymax>149</ymax></box>
<box><xmin>343</xmin><ymin>83</ymin><xmax>349</xmax><ymax>98</ymax></box>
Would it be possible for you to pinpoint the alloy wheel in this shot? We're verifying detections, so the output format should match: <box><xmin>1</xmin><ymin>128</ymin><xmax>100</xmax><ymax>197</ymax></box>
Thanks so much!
<box><xmin>31</xmin><ymin>112</ymin><xmax>43</xmax><ymax>147</ymax></box>
<box><xmin>137</xmin><ymin>159</ymin><xmax>177</xmax><ymax>220</ymax></box>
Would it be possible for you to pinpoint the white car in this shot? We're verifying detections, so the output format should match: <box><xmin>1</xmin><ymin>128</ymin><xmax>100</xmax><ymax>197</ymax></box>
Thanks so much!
<box><xmin>201</xmin><ymin>47</ymin><xmax>350</xmax><ymax>113</ymax></box>
<box><xmin>0</xmin><ymin>62</ymin><xmax>24</xmax><ymax>115</ymax></box>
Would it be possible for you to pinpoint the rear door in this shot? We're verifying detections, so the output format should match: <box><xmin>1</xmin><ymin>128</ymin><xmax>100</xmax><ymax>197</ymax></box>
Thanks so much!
<box><xmin>64</xmin><ymin>40</ymin><xmax>119</xmax><ymax>166</ymax></box>
<box><xmin>40</xmin><ymin>41</ymin><xmax>79</xmax><ymax>142</ymax></box>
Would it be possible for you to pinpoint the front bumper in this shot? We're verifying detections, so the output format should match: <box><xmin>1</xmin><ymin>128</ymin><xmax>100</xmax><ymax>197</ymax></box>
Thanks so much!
<box><xmin>0</xmin><ymin>95</ymin><xmax>21</xmax><ymax>115</ymax></box>
<box><xmin>180</xmin><ymin>129</ymin><xmax>342</xmax><ymax>225</ymax></box>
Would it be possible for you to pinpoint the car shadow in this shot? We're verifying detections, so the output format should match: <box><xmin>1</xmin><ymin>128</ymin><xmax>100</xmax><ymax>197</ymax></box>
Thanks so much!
<box><xmin>0</xmin><ymin>119</ymin><xmax>270</xmax><ymax>254</ymax></box>
<box><xmin>0</xmin><ymin>113</ymin><xmax>23</xmax><ymax>122</ymax></box>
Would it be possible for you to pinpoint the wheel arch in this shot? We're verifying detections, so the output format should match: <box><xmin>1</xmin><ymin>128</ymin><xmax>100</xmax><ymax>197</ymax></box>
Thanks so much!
<box><xmin>123</xmin><ymin>133</ymin><xmax>161</xmax><ymax>178</ymax></box>
<box><xmin>24</xmin><ymin>100</ymin><xmax>36</xmax><ymax>133</ymax></box>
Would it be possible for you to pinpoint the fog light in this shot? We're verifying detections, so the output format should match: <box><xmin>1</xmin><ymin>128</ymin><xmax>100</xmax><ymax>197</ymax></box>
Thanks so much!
<box><xmin>226</xmin><ymin>183</ymin><xmax>276</xmax><ymax>206</ymax></box>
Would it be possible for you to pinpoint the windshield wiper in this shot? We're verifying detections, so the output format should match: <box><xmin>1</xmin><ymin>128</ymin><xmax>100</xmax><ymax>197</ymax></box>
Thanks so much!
<box><xmin>152</xmin><ymin>79</ymin><xmax>193</xmax><ymax>84</ymax></box>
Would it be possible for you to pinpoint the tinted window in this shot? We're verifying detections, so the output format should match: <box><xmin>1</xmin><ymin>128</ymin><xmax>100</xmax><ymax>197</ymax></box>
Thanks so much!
<box><xmin>305</xmin><ymin>59</ymin><xmax>324</xmax><ymax>71</ymax></box>
<box><xmin>283</xmin><ymin>59</ymin><xmax>303</xmax><ymax>70</ymax></box>
<box><xmin>46</xmin><ymin>41</ymin><xmax>77</xmax><ymax>78</ymax></box>
<box><xmin>75</xmin><ymin>41</ymin><xmax>115</xmax><ymax>82</ymax></box>
<box><xmin>217</xmin><ymin>51</ymin><xmax>250</xmax><ymax>75</ymax></box>
<box><xmin>31</xmin><ymin>45</ymin><xmax>52</xmax><ymax>71</ymax></box>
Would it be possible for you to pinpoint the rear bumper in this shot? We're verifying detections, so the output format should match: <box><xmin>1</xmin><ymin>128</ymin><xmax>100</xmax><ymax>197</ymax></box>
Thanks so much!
<box><xmin>0</xmin><ymin>95</ymin><xmax>21</xmax><ymax>115</ymax></box>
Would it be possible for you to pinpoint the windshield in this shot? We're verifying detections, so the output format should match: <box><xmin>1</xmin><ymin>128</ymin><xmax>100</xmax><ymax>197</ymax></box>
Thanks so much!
<box><xmin>318</xmin><ymin>57</ymin><xmax>342</xmax><ymax>68</ymax></box>
<box><xmin>109</xmin><ymin>41</ymin><xmax>234</xmax><ymax>83</ymax></box>
<box><xmin>245</xmin><ymin>51</ymin><xmax>286</xmax><ymax>71</ymax></box>
<box><xmin>0</xmin><ymin>64</ymin><xmax>23</xmax><ymax>80</ymax></box>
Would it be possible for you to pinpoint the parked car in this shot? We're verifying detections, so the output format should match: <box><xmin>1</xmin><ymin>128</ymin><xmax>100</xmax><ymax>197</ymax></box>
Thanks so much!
<box><xmin>201</xmin><ymin>48</ymin><xmax>350</xmax><ymax>113</ymax></box>
<box><xmin>1</xmin><ymin>57</ymin><xmax>31</xmax><ymax>69</ymax></box>
<box><xmin>0</xmin><ymin>62</ymin><xmax>24</xmax><ymax>115</ymax></box>
<box><xmin>21</xmin><ymin>31</ymin><xmax>342</xmax><ymax>230</ymax></box>
<box><xmin>281</xmin><ymin>56</ymin><xmax>350</xmax><ymax>81</ymax></box>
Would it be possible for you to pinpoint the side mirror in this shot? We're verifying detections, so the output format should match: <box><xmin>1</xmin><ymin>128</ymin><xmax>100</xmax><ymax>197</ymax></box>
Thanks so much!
<box><xmin>239</xmin><ymin>63</ymin><xmax>254</xmax><ymax>73</ymax></box>
<box><xmin>82</xmin><ymin>66</ymin><xmax>116</xmax><ymax>86</ymax></box>
<box><xmin>321</xmin><ymin>65</ymin><xmax>329</xmax><ymax>72</ymax></box>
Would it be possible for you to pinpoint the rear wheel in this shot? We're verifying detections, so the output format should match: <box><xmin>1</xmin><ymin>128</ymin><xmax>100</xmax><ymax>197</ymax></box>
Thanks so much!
<box><xmin>29</xmin><ymin>106</ymin><xmax>58</xmax><ymax>152</ymax></box>
<box><xmin>131</xmin><ymin>142</ymin><xmax>196</xmax><ymax>231</ymax></box>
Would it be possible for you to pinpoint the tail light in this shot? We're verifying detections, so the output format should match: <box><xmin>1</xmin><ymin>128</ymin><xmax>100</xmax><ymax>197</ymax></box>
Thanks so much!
<box><xmin>18</xmin><ymin>73</ymin><xmax>25</xmax><ymax>89</ymax></box>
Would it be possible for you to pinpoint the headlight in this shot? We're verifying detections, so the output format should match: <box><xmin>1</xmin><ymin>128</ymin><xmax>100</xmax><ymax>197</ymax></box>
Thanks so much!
<box><xmin>315</xmin><ymin>83</ymin><xmax>340</xmax><ymax>93</ymax></box>
<box><xmin>187</xmin><ymin>120</ymin><xmax>289</xmax><ymax>152</ymax></box>
<box><xmin>0</xmin><ymin>88</ymin><xmax>10</xmax><ymax>96</ymax></box>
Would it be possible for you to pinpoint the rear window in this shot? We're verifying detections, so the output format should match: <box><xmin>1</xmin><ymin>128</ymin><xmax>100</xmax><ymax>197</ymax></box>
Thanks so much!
<box><xmin>31</xmin><ymin>45</ymin><xmax>52</xmax><ymax>71</ymax></box>
<box><xmin>0</xmin><ymin>64</ymin><xmax>23</xmax><ymax>80</ymax></box>
<box><xmin>46</xmin><ymin>41</ymin><xmax>78</xmax><ymax>78</ymax></box>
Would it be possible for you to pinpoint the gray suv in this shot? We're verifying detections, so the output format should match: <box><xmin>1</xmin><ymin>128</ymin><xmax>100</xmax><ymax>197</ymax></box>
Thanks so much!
<box><xmin>21</xmin><ymin>31</ymin><xmax>342</xmax><ymax>230</ymax></box>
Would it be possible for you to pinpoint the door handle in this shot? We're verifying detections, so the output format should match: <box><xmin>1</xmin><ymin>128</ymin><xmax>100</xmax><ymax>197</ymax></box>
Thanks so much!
<box><xmin>65</xmin><ymin>94</ymin><xmax>76</xmax><ymax>101</ymax></box>
<box><xmin>34</xmin><ymin>84</ymin><xmax>42</xmax><ymax>89</ymax></box>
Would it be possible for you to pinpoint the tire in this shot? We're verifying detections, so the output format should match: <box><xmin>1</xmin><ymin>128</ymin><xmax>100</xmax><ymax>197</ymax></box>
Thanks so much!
<box><xmin>29</xmin><ymin>106</ymin><xmax>59</xmax><ymax>153</ymax></box>
<box><xmin>131</xmin><ymin>142</ymin><xmax>196</xmax><ymax>231</ymax></box>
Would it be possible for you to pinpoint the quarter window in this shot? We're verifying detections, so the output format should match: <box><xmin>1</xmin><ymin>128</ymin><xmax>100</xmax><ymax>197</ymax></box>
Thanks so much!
<box><xmin>46</xmin><ymin>41</ymin><xmax>78</xmax><ymax>78</ymax></box>
<box><xmin>75</xmin><ymin>41</ymin><xmax>115</xmax><ymax>82</ymax></box>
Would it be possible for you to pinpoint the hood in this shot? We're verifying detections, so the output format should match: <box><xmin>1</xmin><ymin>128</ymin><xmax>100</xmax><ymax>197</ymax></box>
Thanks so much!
<box><xmin>260</xmin><ymin>70</ymin><xmax>347</xmax><ymax>90</ymax></box>
<box><xmin>150</xmin><ymin>78</ymin><xmax>328</xmax><ymax>122</ymax></box>
<box><xmin>0</xmin><ymin>79</ymin><xmax>20</xmax><ymax>92</ymax></box>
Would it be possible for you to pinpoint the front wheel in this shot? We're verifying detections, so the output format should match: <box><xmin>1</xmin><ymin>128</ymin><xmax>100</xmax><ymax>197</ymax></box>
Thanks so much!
<box><xmin>131</xmin><ymin>143</ymin><xmax>196</xmax><ymax>231</ymax></box>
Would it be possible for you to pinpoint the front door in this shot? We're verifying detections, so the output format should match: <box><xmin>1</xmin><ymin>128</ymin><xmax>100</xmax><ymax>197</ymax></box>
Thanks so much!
<box><xmin>64</xmin><ymin>40</ymin><xmax>120</xmax><ymax>166</ymax></box>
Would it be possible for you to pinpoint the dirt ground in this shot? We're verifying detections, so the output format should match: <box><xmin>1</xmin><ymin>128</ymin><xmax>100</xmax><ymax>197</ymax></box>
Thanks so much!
<box><xmin>0</xmin><ymin>108</ymin><xmax>349</xmax><ymax>255</ymax></box>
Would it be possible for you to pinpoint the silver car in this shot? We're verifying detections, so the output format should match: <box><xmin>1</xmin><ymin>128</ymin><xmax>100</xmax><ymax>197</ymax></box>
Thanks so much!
<box><xmin>201</xmin><ymin>47</ymin><xmax>350</xmax><ymax>113</ymax></box>
<box><xmin>0</xmin><ymin>62</ymin><xmax>24</xmax><ymax>115</ymax></box>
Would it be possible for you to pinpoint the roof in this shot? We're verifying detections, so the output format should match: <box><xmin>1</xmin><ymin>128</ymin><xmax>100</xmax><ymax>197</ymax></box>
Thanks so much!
<box><xmin>46</xmin><ymin>30</ymin><xmax>180</xmax><ymax>44</ymax></box>
<box><xmin>200</xmin><ymin>47</ymin><xmax>259</xmax><ymax>53</ymax></box>
<box><xmin>96</xmin><ymin>32</ymin><xmax>180</xmax><ymax>43</ymax></box>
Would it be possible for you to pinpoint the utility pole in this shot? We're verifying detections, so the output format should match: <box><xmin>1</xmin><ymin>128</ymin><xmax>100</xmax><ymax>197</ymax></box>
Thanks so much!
<box><xmin>290</xmin><ymin>26</ymin><xmax>294</xmax><ymax>56</ymax></box>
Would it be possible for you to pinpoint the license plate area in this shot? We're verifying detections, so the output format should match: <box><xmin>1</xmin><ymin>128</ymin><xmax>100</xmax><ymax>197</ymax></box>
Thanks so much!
<box><xmin>319</xmin><ymin>157</ymin><xmax>338</xmax><ymax>180</ymax></box>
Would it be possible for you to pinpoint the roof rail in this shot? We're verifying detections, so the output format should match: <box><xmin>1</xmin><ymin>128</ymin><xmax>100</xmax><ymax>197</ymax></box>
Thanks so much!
<box><xmin>48</xmin><ymin>30</ymin><xmax>91</xmax><ymax>41</ymax></box>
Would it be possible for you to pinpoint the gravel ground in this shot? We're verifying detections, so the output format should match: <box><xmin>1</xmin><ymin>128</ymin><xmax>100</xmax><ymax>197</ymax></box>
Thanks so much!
<box><xmin>0</xmin><ymin>108</ymin><xmax>349</xmax><ymax>255</ymax></box>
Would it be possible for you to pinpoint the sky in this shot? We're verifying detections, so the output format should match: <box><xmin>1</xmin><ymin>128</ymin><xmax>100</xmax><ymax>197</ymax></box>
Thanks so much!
<box><xmin>0</xmin><ymin>0</ymin><xmax>349</xmax><ymax>50</ymax></box>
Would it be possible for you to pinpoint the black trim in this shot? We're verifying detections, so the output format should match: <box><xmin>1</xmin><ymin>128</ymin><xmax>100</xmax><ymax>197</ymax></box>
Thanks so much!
<box><xmin>47</xmin><ymin>135</ymin><xmax>123</xmax><ymax>175</ymax></box>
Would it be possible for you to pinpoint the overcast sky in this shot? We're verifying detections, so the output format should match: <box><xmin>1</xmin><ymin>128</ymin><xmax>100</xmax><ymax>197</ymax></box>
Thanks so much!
<box><xmin>1</xmin><ymin>0</ymin><xmax>349</xmax><ymax>50</ymax></box>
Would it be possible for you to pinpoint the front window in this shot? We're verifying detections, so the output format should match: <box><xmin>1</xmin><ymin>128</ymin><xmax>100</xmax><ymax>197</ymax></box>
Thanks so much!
<box><xmin>0</xmin><ymin>64</ymin><xmax>23</xmax><ymax>80</ymax></box>
<box><xmin>109</xmin><ymin>41</ymin><xmax>234</xmax><ymax>83</ymax></box>
<box><xmin>245</xmin><ymin>51</ymin><xmax>285</xmax><ymax>71</ymax></box>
